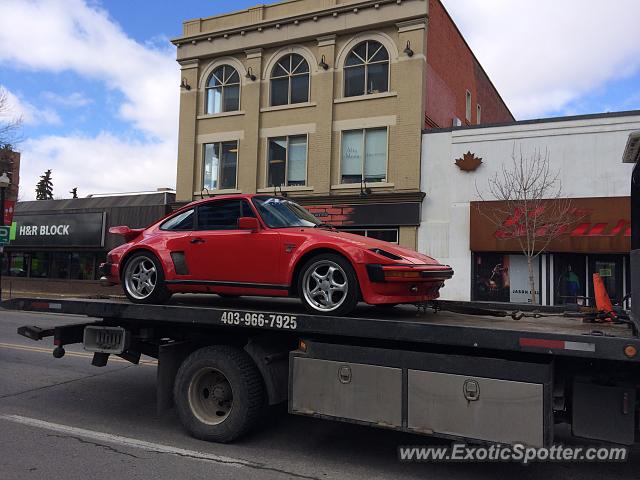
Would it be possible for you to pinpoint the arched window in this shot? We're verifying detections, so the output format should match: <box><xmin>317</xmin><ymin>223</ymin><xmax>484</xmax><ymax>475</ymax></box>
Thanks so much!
<box><xmin>344</xmin><ymin>40</ymin><xmax>389</xmax><ymax>97</ymax></box>
<box><xmin>270</xmin><ymin>53</ymin><xmax>310</xmax><ymax>106</ymax></box>
<box><xmin>205</xmin><ymin>65</ymin><xmax>240</xmax><ymax>114</ymax></box>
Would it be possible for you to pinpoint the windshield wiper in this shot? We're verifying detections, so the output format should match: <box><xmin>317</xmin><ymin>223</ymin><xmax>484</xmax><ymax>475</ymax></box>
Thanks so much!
<box><xmin>314</xmin><ymin>222</ymin><xmax>336</xmax><ymax>230</ymax></box>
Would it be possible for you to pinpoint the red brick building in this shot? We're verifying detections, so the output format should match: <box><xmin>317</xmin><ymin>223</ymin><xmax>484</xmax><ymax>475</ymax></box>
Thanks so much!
<box><xmin>0</xmin><ymin>147</ymin><xmax>20</xmax><ymax>224</ymax></box>
<box><xmin>425</xmin><ymin>0</ymin><xmax>513</xmax><ymax>128</ymax></box>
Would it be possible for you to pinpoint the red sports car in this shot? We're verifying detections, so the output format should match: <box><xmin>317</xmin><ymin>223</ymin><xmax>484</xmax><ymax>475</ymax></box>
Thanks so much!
<box><xmin>100</xmin><ymin>195</ymin><xmax>453</xmax><ymax>316</ymax></box>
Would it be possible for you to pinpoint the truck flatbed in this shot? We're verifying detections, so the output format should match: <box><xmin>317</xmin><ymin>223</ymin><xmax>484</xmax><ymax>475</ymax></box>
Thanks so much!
<box><xmin>3</xmin><ymin>296</ymin><xmax>638</xmax><ymax>363</ymax></box>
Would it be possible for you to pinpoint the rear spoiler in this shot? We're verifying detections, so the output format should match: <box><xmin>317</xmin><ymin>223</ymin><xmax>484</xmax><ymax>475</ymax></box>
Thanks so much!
<box><xmin>109</xmin><ymin>226</ymin><xmax>144</xmax><ymax>242</ymax></box>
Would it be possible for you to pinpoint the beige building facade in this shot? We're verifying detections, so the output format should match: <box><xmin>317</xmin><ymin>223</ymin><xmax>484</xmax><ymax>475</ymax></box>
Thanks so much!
<box><xmin>172</xmin><ymin>0</ymin><xmax>510</xmax><ymax>248</ymax></box>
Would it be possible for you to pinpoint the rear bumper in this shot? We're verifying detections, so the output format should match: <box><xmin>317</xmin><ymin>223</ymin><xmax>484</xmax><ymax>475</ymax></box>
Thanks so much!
<box><xmin>98</xmin><ymin>262</ymin><xmax>120</xmax><ymax>286</ymax></box>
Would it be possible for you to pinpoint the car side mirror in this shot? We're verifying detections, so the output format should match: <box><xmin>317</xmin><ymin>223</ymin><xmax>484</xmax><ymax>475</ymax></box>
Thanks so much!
<box><xmin>238</xmin><ymin>217</ymin><xmax>260</xmax><ymax>232</ymax></box>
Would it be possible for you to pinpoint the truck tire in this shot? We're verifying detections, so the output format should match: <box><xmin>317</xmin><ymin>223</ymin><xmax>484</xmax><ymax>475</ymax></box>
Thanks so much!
<box><xmin>298</xmin><ymin>253</ymin><xmax>359</xmax><ymax>316</ymax></box>
<box><xmin>122</xmin><ymin>251</ymin><xmax>171</xmax><ymax>304</ymax></box>
<box><xmin>174</xmin><ymin>345</ymin><xmax>266</xmax><ymax>443</ymax></box>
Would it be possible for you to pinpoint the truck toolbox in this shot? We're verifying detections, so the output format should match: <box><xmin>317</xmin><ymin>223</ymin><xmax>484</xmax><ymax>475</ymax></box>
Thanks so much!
<box><xmin>408</xmin><ymin>370</ymin><xmax>545</xmax><ymax>446</ymax></box>
<box><xmin>290</xmin><ymin>340</ymin><xmax>553</xmax><ymax>446</ymax></box>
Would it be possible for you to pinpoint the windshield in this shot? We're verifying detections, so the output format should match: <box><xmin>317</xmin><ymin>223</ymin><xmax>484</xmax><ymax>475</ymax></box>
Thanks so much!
<box><xmin>252</xmin><ymin>196</ymin><xmax>321</xmax><ymax>228</ymax></box>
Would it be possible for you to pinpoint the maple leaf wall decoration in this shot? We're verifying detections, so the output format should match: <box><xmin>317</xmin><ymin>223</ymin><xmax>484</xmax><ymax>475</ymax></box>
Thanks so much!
<box><xmin>455</xmin><ymin>151</ymin><xmax>483</xmax><ymax>171</ymax></box>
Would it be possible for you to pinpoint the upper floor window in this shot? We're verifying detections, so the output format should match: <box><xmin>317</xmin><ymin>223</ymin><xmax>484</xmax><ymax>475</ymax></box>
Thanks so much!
<box><xmin>476</xmin><ymin>104</ymin><xmax>482</xmax><ymax>125</ymax></box>
<box><xmin>465</xmin><ymin>90</ymin><xmax>472</xmax><ymax>122</ymax></box>
<box><xmin>267</xmin><ymin>135</ymin><xmax>308</xmax><ymax>187</ymax></box>
<box><xmin>203</xmin><ymin>141</ymin><xmax>238</xmax><ymax>191</ymax></box>
<box><xmin>206</xmin><ymin>65</ymin><xmax>240</xmax><ymax>114</ymax></box>
<box><xmin>270</xmin><ymin>54</ymin><xmax>310</xmax><ymax>106</ymax></box>
<box><xmin>341</xmin><ymin>128</ymin><xmax>387</xmax><ymax>184</ymax></box>
<box><xmin>344</xmin><ymin>40</ymin><xmax>389</xmax><ymax>97</ymax></box>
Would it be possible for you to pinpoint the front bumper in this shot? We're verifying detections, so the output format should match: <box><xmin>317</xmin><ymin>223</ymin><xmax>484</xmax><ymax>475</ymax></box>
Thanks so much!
<box><xmin>362</xmin><ymin>263</ymin><xmax>454</xmax><ymax>305</ymax></box>
<box><xmin>365</xmin><ymin>264</ymin><xmax>454</xmax><ymax>283</ymax></box>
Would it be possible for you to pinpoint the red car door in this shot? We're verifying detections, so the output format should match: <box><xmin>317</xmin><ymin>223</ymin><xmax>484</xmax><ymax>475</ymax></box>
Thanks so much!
<box><xmin>187</xmin><ymin>199</ymin><xmax>283</xmax><ymax>287</ymax></box>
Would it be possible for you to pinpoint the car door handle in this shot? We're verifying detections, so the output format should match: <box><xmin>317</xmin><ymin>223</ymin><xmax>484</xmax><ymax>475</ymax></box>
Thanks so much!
<box><xmin>190</xmin><ymin>237</ymin><xmax>205</xmax><ymax>244</ymax></box>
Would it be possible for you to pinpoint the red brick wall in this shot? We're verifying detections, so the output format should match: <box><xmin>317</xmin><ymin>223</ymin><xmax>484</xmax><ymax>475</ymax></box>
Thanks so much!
<box><xmin>424</xmin><ymin>0</ymin><xmax>514</xmax><ymax>128</ymax></box>
<box><xmin>0</xmin><ymin>148</ymin><xmax>20</xmax><ymax>202</ymax></box>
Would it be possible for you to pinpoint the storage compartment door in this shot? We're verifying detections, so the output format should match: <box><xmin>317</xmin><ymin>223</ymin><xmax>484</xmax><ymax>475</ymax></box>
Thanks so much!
<box><xmin>291</xmin><ymin>357</ymin><xmax>402</xmax><ymax>428</ymax></box>
<box><xmin>408</xmin><ymin>370</ymin><xmax>544</xmax><ymax>446</ymax></box>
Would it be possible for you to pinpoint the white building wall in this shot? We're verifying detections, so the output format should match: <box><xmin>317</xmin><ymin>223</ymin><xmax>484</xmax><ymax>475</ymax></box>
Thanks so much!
<box><xmin>419</xmin><ymin>113</ymin><xmax>640</xmax><ymax>301</ymax></box>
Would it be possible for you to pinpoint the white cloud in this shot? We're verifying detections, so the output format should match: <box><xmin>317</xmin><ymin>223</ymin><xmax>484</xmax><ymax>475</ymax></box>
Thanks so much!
<box><xmin>0</xmin><ymin>0</ymin><xmax>180</xmax><ymax>197</ymax></box>
<box><xmin>42</xmin><ymin>91</ymin><xmax>93</xmax><ymax>108</ymax></box>
<box><xmin>1</xmin><ymin>86</ymin><xmax>61</xmax><ymax>126</ymax></box>
<box><xmin>20</xmin><ymin>133</ymin><xmax>177</xmax><ymax>200</ymax></box>
<box><xmin>442</xmin><ymin>0</ymin><xmax>640</xmax><ymax>118</ymax></box>
<box><xmin>0</xmin><ymin>0</ymin><xmax>179</xmax><ymax>139</ymax></box>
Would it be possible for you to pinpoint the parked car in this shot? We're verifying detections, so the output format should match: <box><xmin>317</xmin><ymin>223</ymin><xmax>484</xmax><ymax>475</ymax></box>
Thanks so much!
<box><xmin>100</xmin><ymin>195</ymin><xmax>453</xmax><ymax>315</ymax></box>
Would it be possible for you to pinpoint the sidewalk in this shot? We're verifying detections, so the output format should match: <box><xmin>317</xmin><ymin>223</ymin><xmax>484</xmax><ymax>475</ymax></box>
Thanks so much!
<box><xmin>0</xmin><ymin>278</ymin><xmax>124</xmax><ymax>302</ymax></box>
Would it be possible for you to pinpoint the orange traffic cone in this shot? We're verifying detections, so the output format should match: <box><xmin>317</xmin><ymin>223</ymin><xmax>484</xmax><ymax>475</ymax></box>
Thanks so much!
<box><xmin>593</xmin><ymin>273</ymin><xmax>616</xmax><ymax>322</ymax></box>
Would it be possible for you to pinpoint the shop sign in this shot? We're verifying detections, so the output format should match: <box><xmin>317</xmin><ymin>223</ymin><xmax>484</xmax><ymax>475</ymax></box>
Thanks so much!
<box><xmin>10</xmin><ymin>212</ymin><xmax>106</xmax><ymax>248</ymax></box>
<box><xmin>305</xmin><ymin>202</ymin><xmax>421</xmax><ymax>227</ymax></box>
<box><xmin>0</xmin><ymin>225</ymin><xmax>9</xmax><ymax>245</ymax></box>
<box><xmin>470</xmin><ymin>197</ymin><xmax>631</xmax><ymax>253</ymax></box>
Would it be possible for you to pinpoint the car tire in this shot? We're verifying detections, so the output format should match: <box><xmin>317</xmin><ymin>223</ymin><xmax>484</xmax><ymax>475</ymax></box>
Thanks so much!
<box><xmin>122</xmin><ymin>251</ymin><xmax>171</xmax><ymax>304</ymax></box>
<box><xmin>298</xmin><ymin>253</ymin><xmax>359</xmax><ymax>316</ymax></box>
<box><xmin>174</xmin><ymin>346</ymin><xmax>266</xmax><ymax>443</ymax></box>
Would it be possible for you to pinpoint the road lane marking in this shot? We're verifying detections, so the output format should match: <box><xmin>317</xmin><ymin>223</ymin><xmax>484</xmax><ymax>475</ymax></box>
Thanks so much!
<box><xmin>0</xmin><ymin>342</ymin><xmax>157</xmax><ymax>367</ymax></box>
<box><xmin>0</xmin><ymin>414</ymin><xmax>259</xmax><ymax>470</ymax></box>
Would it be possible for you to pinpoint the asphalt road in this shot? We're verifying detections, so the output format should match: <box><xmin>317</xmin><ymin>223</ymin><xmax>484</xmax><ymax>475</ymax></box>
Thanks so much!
<box><xmin>1</xmin><ymin>309</ymin><xmax>639</xmax><ymax>480</ymax></box>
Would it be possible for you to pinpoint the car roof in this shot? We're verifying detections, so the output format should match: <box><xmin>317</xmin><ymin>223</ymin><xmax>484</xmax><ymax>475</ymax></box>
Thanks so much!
<box><xmin>179</xmin><ymin>193</ymin><xmax>280</xmax><ymax>210</ymax></box>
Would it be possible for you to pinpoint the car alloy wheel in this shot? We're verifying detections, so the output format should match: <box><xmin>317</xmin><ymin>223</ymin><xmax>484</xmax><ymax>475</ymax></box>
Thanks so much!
<box><xmin>124</xmin><ymin>255</ymin><xmax>158</xmax><ymax>300</ymax></box>
<box><xmin>302</xmin><ymin>260</ymin><xmax>349</xmax><ymax>312</ymax></box>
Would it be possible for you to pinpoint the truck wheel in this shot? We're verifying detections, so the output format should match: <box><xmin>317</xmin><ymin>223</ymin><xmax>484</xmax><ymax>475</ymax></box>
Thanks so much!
<box><xmin>298</xmin><ymin>253</ymin><xmax>359</xmax><ymax>316</ymax></box>
<box><xmin>122</xmin><ymin>252</ymin><xmax>171</xmax><ymax>304</ymax></box>
<box><xmin>174</xmin><ymin>345</ymin><xmax>266</xmax><ymax>443</ymax></box>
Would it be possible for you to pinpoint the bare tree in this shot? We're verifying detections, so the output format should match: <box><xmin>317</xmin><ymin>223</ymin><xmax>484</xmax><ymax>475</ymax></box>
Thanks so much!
<box><xmin>0</xmin><ymin>87</ymin><xmax>22</xmax><ymax>148</ymax></box>
<box><xmin>476</xmin><ymin>147</ymin><xmax>580</xmax><ymax>304</ymax></box>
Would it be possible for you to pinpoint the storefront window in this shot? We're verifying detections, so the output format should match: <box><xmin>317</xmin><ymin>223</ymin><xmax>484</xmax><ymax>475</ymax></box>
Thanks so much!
<box><xmin>554</xmin><ymin>254</ymin><xmax>586</xmax><ymax>305</ymax></box>
<box><xmin>473</xmin><ymin>253</ymin><xmax>541</xmax><ymax>304</ymax></box>
<box><xmin>50</xmin><ymin>252</ymin><xmax>71</xmax><ymax>279</ymax></box>
<box><xmin>1</xmin><ymin>252</ymin><xmax>8</xmax><ymax>276</ymax></box>
<box><xmin>8</xmin><ymin>253</ymin><xmax>28</xmax><ymax>277</ymax></box>
<box><xmin>341</xmin><ymin>228</ymin><xmax>399</xmax><ymax>244</ymax></box>
<box><xmin>30</xmin><ymin>252</ymin><xmax>50</xmax><ymax>278</ymax></box>
<box><xmin>70</xmin><ymin>253</ymin><xmax>96</xmax><ymax>280</ymax></box>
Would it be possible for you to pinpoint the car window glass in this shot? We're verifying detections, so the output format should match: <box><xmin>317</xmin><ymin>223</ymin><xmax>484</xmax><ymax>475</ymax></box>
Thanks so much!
<box><xmin>160</xmin><ymin>209</ymin><xmax>194</xmax><ymax>231</ymax></box>
<box><xmin>252</xmin><ymin>196</ymin><xmax>319</xmax><ymax>228</ymax></box>
<box><xmin>198</xmin><ymin>200</ymin><xmax>255</xmax><ymax>230</ymax></box>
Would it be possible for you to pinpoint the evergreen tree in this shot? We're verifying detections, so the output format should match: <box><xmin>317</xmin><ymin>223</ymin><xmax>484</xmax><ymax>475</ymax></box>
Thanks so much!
<box><xmin>70</xmin><ymin>187</ymin><xmax>78</xmax><ymax>199</ymax></box>
<box><xmin>35</xmin><ymin>169</ymin><xmax>53</xmax><ymax>200</ymax></box>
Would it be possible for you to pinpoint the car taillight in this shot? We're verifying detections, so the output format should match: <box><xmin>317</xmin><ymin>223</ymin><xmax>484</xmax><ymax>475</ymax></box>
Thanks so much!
<box><xmin>384</xmin><ymin>270</ymin><xmax>421</xmax><ymax>279</ymax></box>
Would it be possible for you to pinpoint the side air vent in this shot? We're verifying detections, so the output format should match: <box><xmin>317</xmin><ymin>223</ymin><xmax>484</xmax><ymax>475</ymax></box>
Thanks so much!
<box><xmin>171</xmin><ymin>251</ymin><xmax>189</xmax><ymax>275</ymax></box>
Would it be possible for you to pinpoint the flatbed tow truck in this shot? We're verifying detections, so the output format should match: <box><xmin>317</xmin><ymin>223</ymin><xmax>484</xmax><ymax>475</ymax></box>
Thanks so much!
<box><xmin>2</xmin><ymin>144</ymin><xmax>639</xmax><ymax>448</ymax></box>
<box><xmin>2</xmin><ymin>294</ymin><xmax>638</xmax><ymax>447</ymax></box>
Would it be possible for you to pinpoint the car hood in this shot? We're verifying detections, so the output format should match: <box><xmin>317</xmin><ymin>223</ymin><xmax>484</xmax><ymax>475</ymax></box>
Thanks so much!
<box><xmin>298</xmin><ymin>228</ymin><xmax>442</xmax><ymax>265</ymax></box>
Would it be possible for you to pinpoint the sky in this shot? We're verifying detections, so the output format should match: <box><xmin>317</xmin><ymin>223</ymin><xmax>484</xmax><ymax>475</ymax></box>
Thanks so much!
<box><xmin>0</xmin><ymin>0</ymin><xmax>639</xmax><ymax>200</ymax></box>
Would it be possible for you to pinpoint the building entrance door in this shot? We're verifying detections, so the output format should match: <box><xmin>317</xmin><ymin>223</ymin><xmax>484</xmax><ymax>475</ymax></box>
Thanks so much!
<box><xmin>588</xmin><ymin>255</ymin><xmax>624</xmax><ymax>304</ymax></box>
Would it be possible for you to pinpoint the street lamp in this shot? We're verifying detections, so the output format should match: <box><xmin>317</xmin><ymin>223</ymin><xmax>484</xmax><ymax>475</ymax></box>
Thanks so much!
<box><xmin>0</xmin><ymin>171</ymin><xmax>10</xmax><ymax>302</ymax></box>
